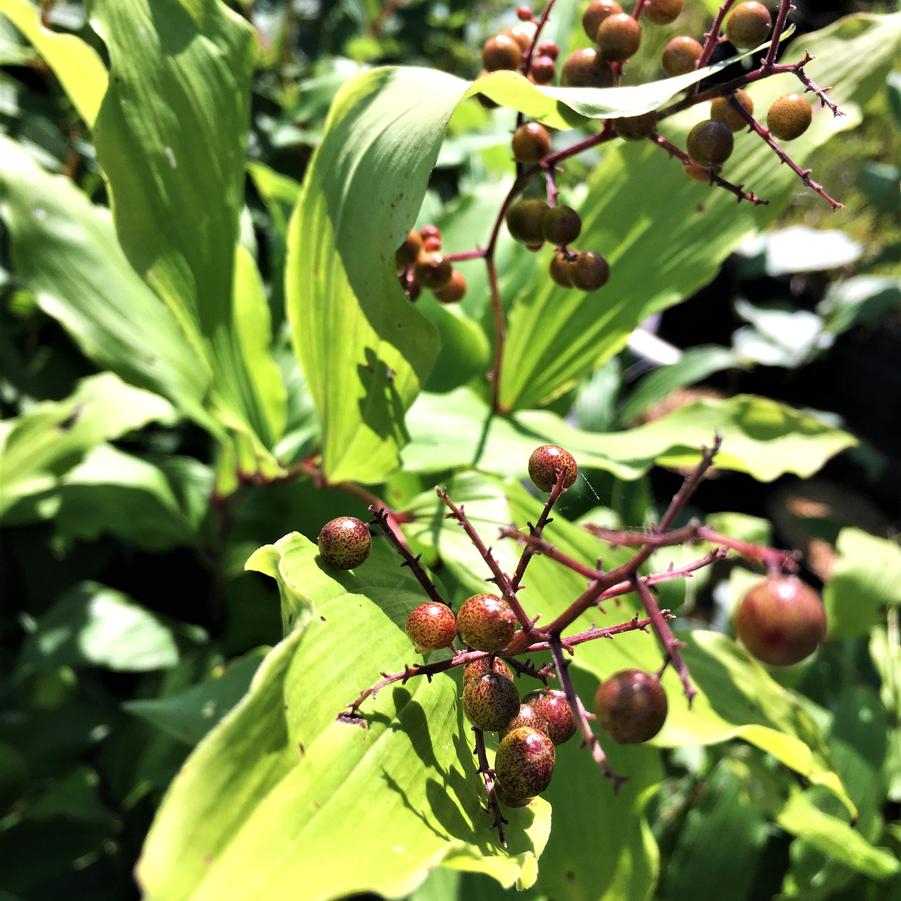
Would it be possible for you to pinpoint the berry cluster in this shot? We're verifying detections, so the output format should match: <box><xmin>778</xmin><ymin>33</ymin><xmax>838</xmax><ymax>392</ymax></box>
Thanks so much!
<box><xmin>480</xmin><ymin>6</ymin><xmax>560</xmax><ymax>87</ymax></box>
<box><xmin>395</xmin><ymin>224</ymin><xmax>467</xmax><ymax>304</ymax></box>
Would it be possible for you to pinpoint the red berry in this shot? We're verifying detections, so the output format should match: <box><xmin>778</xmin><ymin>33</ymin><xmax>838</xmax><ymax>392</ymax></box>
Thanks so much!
<box><xmin>595</xmin><ymin>669</ymin><xmax>668</xmax><ymax>743</ymax></box>
<box><xmin>528</xmin><ymin>444</ymin><xmax>578</xmax><ymax>492</ymax></box>
<box><xmin>405</xmin><ymin>602</ymin><xmax>456</xmax><ymax>653</ymax></box>
<box><xmin>582</xmin><ymin>0</ymin><xmax>623</xmax><ymax>42</ymax></box>
<box><xmin>317</xmin><ymin>516</ymin><xmax>371</xmax><ymax>570</ymax></box>
<box><xmin>500</xmin><ymin>702</ymin><xmax>550</xmax><ymax>739</ymax></box>
<box><xmin>434</xmin><ymin>269</ymin><xmax>466</xmax><ymax>303</ymax></box>
<box><xmin>395</xmin><ymin>229</ymin><xmax>423</xmax><ymax>270</ymax></box>
<box><xmin>462</xmin><ymin>672</ymin><xmax>520</xmax><ymax>731</ymax></box>
<box><xmin>414</xmin><ymin>251</ymin><xmax>453</xmax><ymax>290</ymax></box>
<box><xmin>504</xmin><ymin>21</ymin><xmax>538</xmax><ymax>53</ymax></box>
<box><xmin>524</xmin><ymin>688</ymin><xmax>576</xmax><ymax>744</ymax></box>
<box><xmin>482</xmin><ymin>34</ymin><xmax>522</xmax><ymax>72</ymax></box>
<box><xmin>422</xmin><ymin>234</ymin><xmax>442</xmax><ymax>252</ymax></box>
<box><xmin>516</xmin><ymin>4</ymin><xmax>533</xmax><ymax>21</ymax></box>
<box><xmin>537</xmin><ymin>40</ymin><xmax>559</xmax><ymax>61</ymax></box>
<box><xmin>530</xmin><ymin>55</ymin><xmax>556</xmax><ymax>84</ymax></box>
<box><xmin>494</xmin><ymin>726</ymin><xmax>556</xmax><ymax>799</ymax></box>
<box><xmin>456</xmin><ymin>594</ymin><xmax>518</xmax><ymax>652</ymax></box>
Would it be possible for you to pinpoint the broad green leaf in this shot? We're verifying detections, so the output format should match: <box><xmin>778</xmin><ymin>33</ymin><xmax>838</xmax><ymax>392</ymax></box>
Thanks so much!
<box><xmin>0</xmin><ymin>136</ymin><xmax>213</xmax><ymax>430</ymax></box>
<box><xmin>403</xmin><ymin>387</ymin><xmax>855</xmax><ymax>482</ymax></box>
<box><xmin>824</xmin><ymin>529</ymin><xmax>901</xmax><ymax>639</ymax></box>
<box><xmin>18</xmin><ymin>581</ymin><xmax>179</xmax><ymax>673</ymax></box>
<box><xmin>139</xmin><ymin>535</ymin><xmax>549</xmax><ymax>899</ymax></box>
<box><xmin>499</xmin><ymin>14</ymin><xmax>901</xmax><ymax>409</ymax></box>
<box><xmin>0</xmin><ymin>0</ymin><xmax>107</xmax><ymax>125</ymax></box>
<box><xmin>0</xmin><ymin>372</ymin><xmax>174</xmax><ymax>516</ymax></box>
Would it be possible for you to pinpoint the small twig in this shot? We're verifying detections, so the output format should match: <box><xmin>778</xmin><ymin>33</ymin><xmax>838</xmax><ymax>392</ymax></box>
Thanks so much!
<box><xmin>520</xmin><ymin>0</ymin><xmax>559</xmax><ymax>78</ymax></box>
<box><xmin>506</xmin><ymin>656</ymin><xmax>556</xmax><ymax>683</ymax></box>
<box><xmin>764</xmin><ymin>0</ymin><xmax>793</xmax><ymax>69</ymax></box>
<box><xmin>696</xmin><ymin>0</ymin><xmax>738</xmax><ymax>72</ymax></box>
<box><xmin>632</xmin><ymin>0</ymin><xmax>650</xmax><ymax>22</ymax></box>
<box><xmin>474</xmin><ymin>728</ymin><xmax>507</xmax><ymax>847</ymax></box>
<box><xmin>790</xmin><ymin>53</ymin><xmax>843</xmax><ymax>117</ymax></box>
<box><xmin>500</xmin><ymin>526</ymin><xmax>600</xmax><ymax>582</ymax></box>
<box><xmin>510</xmin><ymin>468</ymin><xmax>569</xmax><ymax>592</ymax></box>
<box><xmin>445</xmin><ymin>248</ymin><xmax>487</xmax><ymax>262</ymax></box>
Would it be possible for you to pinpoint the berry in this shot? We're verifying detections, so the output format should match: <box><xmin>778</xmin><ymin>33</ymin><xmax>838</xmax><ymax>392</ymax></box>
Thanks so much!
<box><xmin>462</xmin><ymin>672</ymin><xmax>520</xmax><ymax>731</ymax></box>
<box><xmin>734</xmin><ymin>576</ymin><xmax>826</xmax><ymax>666</ymax></box>
<box><xmin>645</xmin><ymin>0</ymin><xmax>683</xmax><ymax>26</ymax></box>
<box><xmin>595</xmin><ymin>669</ymin><xmax>668</xmax><ymax>743</ymax></box>
<box><xmin>661</xmin><ymin>36</ymin><xmax>702</xmax><ymax>77</ymax></box>
<box><xmin>711</xmin><ymin>90</ymin><xmax>754</xmax><ymax>132</ymax></box>
<box><xmin>419</xmin><ymin>224</ymin><xmax>441</xmax><ymax>241</ymax></box>
<box><xmin>531</xmin><ymin>55</ymin><xmax>556</xmax><ymax>84</ymax></box>
<box><xmin>614</xmin><ymin>110</ymin><xmax>658</xmax><ymax>141</ymax></box>
<box><xmin>395</xmin><ymin>229</ymin><xmax>423</xmax><ymax>270</ymax></box>
<box><xmin>422</xmin><ymin>234</ymin><xmax>442</xmax><ymax>252</ymax></box>
<box><xmin>597</xmin><ymin>13</ymin><xmax>641</xmax><ymax>63</ymax></box>
<box><xmin>434</xmin><ymin>269</ymin><xmax>467</xmax><ymax>303</ymax></box>
<box><xmin>317</xmin><ymin>516</ymin><xmax>371</xmax><ymax>570</ymax></box>
<box><xmin>482</xmin><ymin>34</ymin><xmax>522</xmax><ymax>72</ymax></box>
<box><xmin>494</xmin><ymin>727</ymin><xmax>556</xmax><ymax>799</ymax></box>
<box><xmin>414</xmin><ymin>251</ymin><xmax>453</xmax><ymax>290</ymax></box>
<box><xmin>537</xmin><ymin>40</ymin><xmax>559</xmax><ymax>60</ymax></box>
<box><xmin>684</xmin><ymin>161</ymin><xmax>711</xmax><ymax>182</ymax></box>
<box><xmin>570</xmin><ymin>251</ymin><xmax>610</xmax><ymax>291</ymax></box>
<box><xmin>500</xmin><ymin>702</ymin><xmax>550</xmax><ymax>739</ymax></box>
<box><xmin>582</xmin><ymin>1</ymin><xmax>623</xmax><ymax>42</ymax></box>
<box><xmin>561</xmin><ymin>48</ymin><xmax>615</xmax><ymax>88</ymax></box>
<box><xmin>463</xmin><ymin>656</ymin><xmax>513</xmax><ymax>685</ymax></box>
<box><xmin>504</xmin><ymin>21</ymin><xmax>538</xmax><ymax>53</ymax></box>
<box><xmin>516</xmin><ymin>4</ymin><xmax>533</xmax><ymax>21</ymax></box>
<box><xmin>405</xmin><ymin>602</ymin><xmax>457</xmax><ymax>653</ymax></box>
<box><xmin>506</xmin><ymin>198</ymin><xmax>550</xmax><ymax>245</ymax></box>
<box><xmin>767</xmin><ymin>94</ymin><xmax>813</xmax><ymax>141</ymax></box>
<box><xmin>524</xmin><ymin>689</ymin><xmax>576</xmax><ymax>744</ymax></box>
<box><xmin>457</xmin><ymin>594</ymin><xmax>518</xmax><ymax>652</ymax></box>
<box><xmin>549</xmin><ymin>250</ymin><xmax>575</xmax><ymax>287</ymax></box>
<box><xmin>543</xmin><ymin>205</ymin><xmax>582</xmax><ymax>245</ymax></box>
<box><xmin>528</xmin><ymin>444</ymin><xmax>578</xmax><ymax>492</ymax></box>
<box><xmin>512</xmin><ymin>121</ymin><xmax>552</xmax><ymax>164</ymax></box>
<box><xmin>726</xmin><ymin>1</ymin><xmax>772</xmax><ymax>49</ymax></box>
<box><xmin>496</xmin><ymin>783</ymin><xmax>532</xmax><ymax>808</ymax></box>
<box><xmin>686</xmin><ymin>119</ymin><xmax>734</xmax><ymax>168</ymax></box>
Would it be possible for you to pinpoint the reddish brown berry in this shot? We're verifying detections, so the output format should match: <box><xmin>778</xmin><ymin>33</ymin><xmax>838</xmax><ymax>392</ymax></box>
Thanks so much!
<box><xmin>645</xmin><ymin>0</ymin><xmax>683</xmax><ymax>26</ymax></box>
<box><xmin>767</xmin><ymin>94</ymin><xmax>813</xmax><ymax>141</ymax></box>
<box><xmin>405</xmin><ymin>602</ymin><xmax>456</xmax><ymax>653</ymax></box>
<box><xmin>595</xmin><ymin>669</ymin><xmax>668</xmax><ymax>743</ymax></box>
<box><xmin>494</xmin><ymin>727</ymin><xmax>556</xmax><ymax>799</ymax></box>
<box><xmin>395</xmin><ymin>229</ymin><xmax>423</xmax><ymax>270</ymax></box>
<box><xmin>462</xmin><ymin>672</ymin><xmax>520</xmax><ymax>731</ymax></box>
<box><xmin>528</xmin><ymin>444</ymin><xmax>578</xmax><ymax>492</ymax></box>
<box><xmin>506</xmin><ymin>198</ymin><xmax>550</xmax><ymax>245</ymax></box>
<box><xmin>524</xmin><ymin>688</ymin><xmax>576</xmax><ymax>745</ymax></box>
<box><xmin>549</xmin><ymin>250</ymin><xmax>575</xmax><ymax>287</ymax></box>
<box><xmin>516</xmin><ymin>4</ymin><xmax>533</xmax><ymax>21</ymax></box>
<box><xmin>734</xmin><ymin>577</ymin><xmax>826</xmax><ymax>666</ymax></box>
<box><xmin>614</xmin><ymin>110</ymin><xmax>658</xmax><ymax>140</ymax></box>
<box><xmin>463</xmin><ymin>656</ymin><xmax>513</xmax><ymax>685</ymax></box>
<box><xmin>570</xmin><ymin>251</ymin><xmax>610</xmax><ymax>291</ymax></box>
<box><xmin>414</xmin><ymin>251</ymin><xmax>453</xmax><ymax>290</ymax></box>
<box><xmin>422</xmin><ymin>234</ymin><xmax>442</xmax><ymax>252</ymax></box>
<box><xmin>500</xmin><ymin>702</ymin><xmax>550</xmax><ymax>739</ymax></box>
<box><xmin>504</xmin><ymin>21</ymin><xmax>538</xmax><ymax>53</ymax></box>
<box><xmin>456</xmin><ymin>594</ymin><xmax>518</xmax><ymax>652</ymax></box>
<box><xmin>661</xmin><ymin>35</ymin><xmax>702</xmax><ymax>76</ymax></box>
<box><xmin>684</xmin><ymin>162</ymin><xmax>711</xmax><ymax>182</ymax></box>
<box><xmin>561</xmin><ymin>48</ymin><xmax>615</xmax><ymax>88</ymax></box>
<box><xmin>582</xmin><ymin>0</ymin><xmax>623</xmax><ymax>42</ymax></box>
<box><xmin>419</xmin><ymin>224</ymin><xmax>441</xmax><ymax>241</ymax></box>
<box><xmin>711</xmin><ymin>90</ymin><xmax>754</xmax><ymax>132</ymax></box>
<box><xmin>686</xmin><ymin>119</ymin><xmax>734</xmax><ymax>168</ymax></box>
<box><xmin>512</xmin><ymin>121</ymin><xmax>552</xmax><ymax>164</ymax></box>
<box><xmin>726</xmin><ymin>2</ymin><xmax>772</xmax><ymax>49</ymax></box>
<box><xmin>597</xmin><ymin>13</ymin><xmax>641</xmax><ymax>62</ymax></box>
<box><xmin>543</xmin><ymin>205</ymin><xmax>582</xmax><ymax>245</ymax></box>
<box><xmin>434</xmin><ymin>269</ymin><xmax>466</xmax><ymax>304</ymax></box>
<box><xmin>317</xmin><ymin>516</ymin><xmax>371</xmax><ymax>570</ymax></box>
<box><xmin>530</xmin><ymin>55</ymin><xmax>556</xmax><ymax>84</ymax></box>
<box><xmin>482</xmin><ymin>34</ymin><xmax>522</xmax><ymax>72</ymax></box>
<box><xmin>537</xmin><ymin>40</ymin><xmax>559</xmax><ymax>61</ymax></box>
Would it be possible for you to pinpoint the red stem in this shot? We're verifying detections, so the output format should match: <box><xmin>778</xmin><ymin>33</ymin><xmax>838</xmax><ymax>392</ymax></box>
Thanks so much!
<box><xmin>696</xmin><ymin>0</ymin><xmax>738</xmax><ymax>71</ymax></box>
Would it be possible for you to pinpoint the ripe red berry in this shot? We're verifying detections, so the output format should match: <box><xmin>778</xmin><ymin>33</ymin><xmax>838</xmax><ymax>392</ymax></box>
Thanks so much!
<box><xmin>414</xmin><ymin>251</ymin><xmax>453</xmax><ymax>290</ymax></box>
<box><xmin>516</xmin><ymin>4</ymin><xmax>533</xmax><ymax>21</ymax></box>
<box><xmin>595</xmin><ymin>669</ymin><xmax>668</xmax><ymax>743</ymax></box>
<box><xmin>482</xmin><ymin>34</ymin><xmax>522</xmax><ymax>72</ymax></box>
<box><xmin>494</xmin><ymin>726</ymin><xmax>556</xmax><ymax>799</ymax></box>
<box><xmin>597</xmin><ymin>13</ymin><xmax>641</xmax><ymax>62</ymax></box>
<box><xmin>405</xmin><ymin>602</ymin><xmax>457</xmax><ymax>653</ymax></box>
<box><xmin>614</xmin><ymin>110</ymin><xmax>658</xmax><ymax>141</ymax></box>
<box><xmin>422</xmin><ymin>234</ymin><xmax>442</xmax><ymax>252</ymax></box>
<box><xmin>726</xmin><ymin>1</ymin><xmax>772</xmax><ymax>49</ymax></box>
<box><xmin>549</xmin><ymin>250</ymin><xmax>575</xmax><ymax>287</ymax></box>
<box><xmin>530</xmin><ymin>55</ymin><xmax>556</xmax><ymax>84</ymax></box>
<box><xmin>543</xmin><ymin>205</ymin><xmax>582</xmax><ymax>245</ymax></box>
<box><xmin>524</xmin><ymin>688</ymin><xmax>576</xmax><ymax>744</ymax></box>
<box><xmin>463</xmin><ymin>656</ymin><xmax>513</xmax><ymax>685</ymax></box>
<box><xmin>395</xmin><ymin>229</ymin><xmax>423</xmax><ymax>270</ymax></box>
<box><xmin>506</xmin><ymin>197</ymin><xmax>550</xmax><ymax>245</ymax></box>
<box><xmin>561</xmin><ymin>48</ymin><xmax>615</xmax><ymax>88</ymax></box>
<box><xmin>686</xmin><ymin>119</ymin><xmax>734</xmax><ymax>168</ymax></box>
<box><xmin>500</xmin><ymin>702</ymin><xmax>550</xmax><ymax>739</ymax></box>
<box><xmin>511</xmin><ymin>121</ymin><xmax>552</xmax><ymax>164</ymax></box>
<box><xmin>434</xmin><ymin>269</ymin><xmax>466</xmax><ymax>303</ymax></box>
<box><xmin>767</xmin><ymin>94</ymin><xmax>813</xmax><ymax>141</ymax></box>
<box><xmin>462</xmin><ymin>672</ymin><xmax>520</xmax><ymax>731</ymax></box>
<box><xmin>528</xmin><ymin>444</ymin><xmax>578</xmax><ymax>492</ymax></box>
<box><xmin>317</xmin><ymin>516</ymin><xmax>371</xmax><ymax>570</ymax></box>
<box><xmin>661</xmin><ymin>35</ymin><xmax>702</xmax><ymax>76</ymax></box>
<box><xmin>711</xmin><ymin>90</ymin><xmax>754</xmax><ymax>132</ymax></box>
<box><xmin>537</xmin><ymin>40</ymin><xmax>559</xmax><ymax>60</ymax></box>
<box><xmin>570</xmin><ymin>251</ymin><xmax>610</xmax><ymax>291</ymax></box>
<box><xmin>734</xmin><ymin>577</ymin><xmax>826</xmax><ymax>666</ymax></box>
<box><xmin>419</xmin><ymin>224</ymin><xmax>441</xmax><ymax>241</ymax></box>
<box><xmin>645</xmin><ymin>0</ymin><xmax>683</xmax><ymax>26</ymax></box>
<box><xmin>456</xmin><ymin>594</ymin><xmax>518</xmax><ymax>652</ymax></box>
<box><xmin>582</xmin><ymin>0</ymin><xmax>623</xmax><ymax>42</ymax></box>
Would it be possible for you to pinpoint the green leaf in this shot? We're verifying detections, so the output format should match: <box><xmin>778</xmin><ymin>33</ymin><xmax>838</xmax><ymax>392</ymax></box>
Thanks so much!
<box><xmin>499</xmin><ymin>14</ymin><xmax>901</xmax><ymax>409</ymax></box>
<box><xmin>824</xmin><ymin>529</ymin><xmax>901</xmax><ymax>639</ymax></box>
<box><xmin>139</xmin><ymin>534</ymin><xmax>549</xmax><ymax>899</ymax></box>
<box><xmin>19</xmin><ymin>581</ymin><xmax>179</xmax><ymax>673</ymax></box>
<box><xmin>0</xmin><ymin>0</ymin><xmax>108</xmax><ymax>125</ymax></box>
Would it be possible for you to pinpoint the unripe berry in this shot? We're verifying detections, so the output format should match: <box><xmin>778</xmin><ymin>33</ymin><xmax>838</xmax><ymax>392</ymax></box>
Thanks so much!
<box><xmin>462</xmin><ymin>672</ymin><xmax>520</xmax><ymax>731</ymax></box>
<box><xmin>645</xmin><ymin>0</ymin><xmax>683</xmax><ymax>26</ymax></box>
<box><xmin>516</xmin><ymin>4</ymin><xmax>533</xmax><ymax>21</ymax></box>
<box><xmin>506</xmin><ymin>198</ymin><xmax>550</xmax><ymax>245</ymax></box>
<box><xmin>597</xmin><ymin>13</ymin><xmax>641</xmax><ymax>63</ymax></box>
<box><xmin>317</xmin><ymin>516</ymin><xmax>371</xmax><ymax>570</ymax></box>
<box><xmin>482</xmin><ymin>34</ymin><xmax>522</xmax><ymax>72</ymax></box>
<box><xmin>457</xmin><ymin>594</ymin><xmax>517</xmax><ymax>652</ymax></box>
<box><xmin>561</xmin><ymin>48</ymin><xmax>615</xmax><ymax>88</ymax></box>
<box><xmin>494</xmin><ymin>726</ymin><xmax>556</xmax><ymax>799</ymax></box>
<box><xmin>434</xmin><ymin>269</ymin><xmax>466</xmax><ymax>303</ymax></box>
<box><xmin>686</xmin><ymin>119</ymin><xmax>734</xmax><ymax>168</ymax></box>
<box><xmin>500</xmin><ymin>702</ymin><xmax>550</xmax><ymax>739</ymax></box>
<box><xmin>524</xmin><ymin>688</ymin><xmax>576</xmax><ymax>745</ymax></box>
<box><xmin>711</xmin><ymin>90</ymin><xmax>754</xmax><ymax>132</ymax></box>
<box><xmin>734</xmin><ymin>576</ymin><xmax>826</xmax><ymax>666</ymax></box>
<box><xmin>537</xmin><ymin>40</ymin><xmax>559</xmax><ymax>61</ymax></box>
<box><xmin>463</xmin><ymin>656</ymin><xmax>513</xmax><ymax>685</ymax></box>
<box><xmin>531</xmin><ymin>55</ymin><xmax>556</xmax><ymax>85</ymax></box>
<box><xmin>570</xmin><ymin>251</ymin><xmax>610</xmax><ymax>291</ymax></box>
<box><xmin>543</xmin><ymin>205</ymin><xmax>582</xmax><ymax>245</ymax></box>
<box><xmin>614</xmin><ymin>110</ymin><xmax>658</xmax><ymax>141</ymax></box>
<box><xmin>512</xmin><ymin>121</ymin><xmax>552</xmax><ymax>164</ymax></box>
<box><xmin>582</xmin><ymin>0</ymin><xmax>623</xmax><ymax>42</ymax></box>
<box><xmin>661</xmin><ymin>35</ymin><xmax>702</xmax><ymax>77</ymax></box>
<box><xmin>414</xmin><ymin>251</ymin><xmax>453</xmax><ymax>290</ymax></box>
<box><xmin>595</xmin><ymin>669</ymin><xmax>668</xmax><ymax>743</ymax></box>
<box><xmin>549</xmin><ymin>250</ymin><xmax>575</xmax><ymax>287</ymax></box>
<box><xmin>726</xmin><ymin>1</ymin><xmax>772</xmax><ymax>49</ymax></box>
<box><xmin>767</xmin><ymin>94</ymin><xmax>813</xmax><ymax>141</ymax></box>
<box><xmin>395</xmin><ymin>229</ymin><xmax>423</xmax><ymax>270</ymax></box>
<box><xmin>528</xmin><ymin>444</ymin><xmax>578</xmax><ymax>492</ymax></box>
<box><xmin>405</xmin><ymin>602</ymin><xmax>457</xmax><ymax>653</ymax></box>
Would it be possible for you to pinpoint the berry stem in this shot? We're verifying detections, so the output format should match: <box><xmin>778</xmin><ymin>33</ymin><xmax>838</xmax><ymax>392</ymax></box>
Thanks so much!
<box><xmin>486</xmin><ymin>254</ymin><xmax>507</xmax><ymax>413</ymax></box>
<box><xmin>696</xmin><ymin>0</ymin><xmax>739</xmax><ymax>72</ymax></box>
<box><xmin>764</xmin><ymin>0</ymin><xmax>794</xmax><ymax>70</ymax></box>
<box><xmin>543</xmin><ymin>121</ymin><xmax>617</xmax><ymax>169</ymax></box>
<box><xmin>631</xmin><ymin>0</ymin><xmax>650</xmax><ymax>22</ymax></box>
<box><xmin>473</xmin><ymin>727</ymin><xmax>508</xmax><ymax>847</ymax></box>
<box><xmin>521</xmin><ymin>0</ymin><xmax>559</xmax><ymax>79</ymax></box>
<box><xmin>445</xmin><ymin>248</ymin><xmax>487</xmax><ymax>262</ymax></box>
<box><xmin>509</xmin><ymin>467</ymin><xmax>568</xmax><ymax>592</ymax></box>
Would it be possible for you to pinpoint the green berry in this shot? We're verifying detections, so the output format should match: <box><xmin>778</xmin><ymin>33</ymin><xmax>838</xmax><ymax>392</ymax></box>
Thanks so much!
<box><xmin>405</xmin><ymin>602</ymin><xmax>456</xmax><ymax>653</ymax></box>
<box><xmin>710</xmin><ymin>90</ymin><xmax>754</xmax><ymax>132</ymax></box>
<box><xmin>595</xmin><ymin>669</ymin><xmax>668</xmax><ymax>743</ymax></box>
<box><xmin>767</xmin><ymin>94</ymin><xmax>813</xmax><ymax>141</ymax></box>
<box><xmin>543</xmin><ymin>205</ymin><xmax>582</xmax><ymax>245</ymax></box>
<box><xmin>524</xmin><ymin>688</ymin><xmax>576</xmax><ymax>745</ymax></box>
<box><xmin>614</xmin><ymin>110</ymin><xmax>658</xmax><ymax>141</ymax></box>
<box><xmin>414</xmin><ymin>251</ymin><xmax>453</xmax><ymax>290</ymax></box>
<box><xmin>549</xmin><ymin>250</ymin><xmax>575</xmax><ymax>287</ymax></box>
<box><xmin>686</xmin><ymin>119</ymin><xmax>734</xmax><ymax>168</ymax></box>
<box><xmin>462</xmin><ymin>672</ymin><xmax>520</xmax><ymax>731</ymax></box>
<box><xmin>570</xmin><ymin>251</ymin><xmax>610</xmax><ymax>291</ymax></box>
<box><xmin>434</xmin><ymin>269</ymin><xmax>467</xmax><ymax>303</ymax></box>
<box><xmin>463</xmin><ymin>656</ymin><xmax>513</xmax><ymax>685</ymax></box>
<box><xmin>528</xmin><ymin>444</ymin><xmax>578</xmax><ymax>493</ymax></box>
<box><xmin>494</xmin><ymin>726</ymin><xmax>556</xmax><ymax>799</ymax></box>
<box><xmin>482</xmin><ymin>34</ymin><xmax>522</xmax><ymax>72</ymax></box>
<box><xmin>597</xmin><ymin>13</ymin><xmax>641</xmax><ymax>63</ymax></box>
<box><xmin>726</xmin><ymin>1</ymin><xmax>772</xmax><ymax>49</ymax></box>
<box><xmin>499</xmin><ymin>702</ymin><xmax>550</xmax><ymax>740</ymax></box>
<box><xmin>645</xmin><ymin>0</ymin><xmax>683</xmax><ymax>26</ymax></box>
<box><xmin>506</xmin><ymin>198</ymin><xmax>550</xmax><ymax>246</ymax></box>
<box><xmin>457</xmin><ymin>594</ymin><xmax>517</xmax><ymax>652</ymax></box>
<box><xmin>561</xmin><ymin>48</ymin><xmax>614</xmax><ymax>88</ymax></box>
<box><xmin>317</xmin><ymin>516</ymin><xmax>371</xmax><ymax>570</ymax></box>
<box><xmin>582</xmin><ymin>0</ymin><xmax>623</xmax><ymax>42</ymax></box>
<box><xmin>661</xmin><ymin>35</ymin><xmax>702</xmax><ymax>77</ymax></box>
<box><xmin>512</xmin><ymin>122</ymin><xmax>552</xmax><ymax>164</ymax></box>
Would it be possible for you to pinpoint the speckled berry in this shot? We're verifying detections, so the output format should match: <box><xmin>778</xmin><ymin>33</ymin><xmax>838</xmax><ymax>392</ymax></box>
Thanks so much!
<box><xmin>734</xmin><ymin>577</ymin><xmax>826</xmax><ymax>666</ymax></box>
<box><xmin>524</xmin><ymin>688</ymin><xmax>576</xmax><ymax>744</ymax></box>
<box><xmin>317</xmin><ymin>516</ymin><xmax>371</xmax><ymax>570</ymax></box>
<box><xmin>570</xmin><ymin>251</ymin><xmax>610</xmax><ymax>291</ymax></box>
<box><xmin>767</xmin><ymin>94</ymin><xmax>813</xmax><ymax>141</ymax></box>
<box><xmin>711</xmin><ymin>90</ymin><xmax>754</xmax><ymax>132</ymax></box>
<box><xmin>405</xmin><ymin>602</ymin><xmax>457</xmax><ymax>653</ymax></box>
<box><xmin>549</xmin><ymin>250</ymin><xmax>575</xmax><ymax>287</ymax></box>
<box><xmin>582</xmin><ymin>0</ymin><xmax>623</xmax><ymax>42</ymax></box>
<box><xmin>528</xmin><ymin>444</ymin><xmax>578</xmax><ymax>493</ymax></box>
<box><xmin>661</xmin><ymin>35</ymin><xmax>702</xmax><ymax>77</ymax></box>
<box><xmin>595</xmin><ymin>669</ymin><xmax>668</xmax><ymax>743</ymax></box>
<box><xmin>395</xmin><ymin>229</ymin><xmax>423</xmax><ymax>271</ymax></box>
<box><xmin>457</xmin><ymin>594</ymin><xmax>518</xmax><ymax>652</ymax></box>
<box><xmin>506</xmin><ymin>198</ymin><xmax>550</xmax><ymax>246</ymax></box>
<box><xmin>414</xmin><ymin>251</ymin><xmax>453</xmax><ymax>290</ymax></box>
<box><xmin>496</xmin><ymin>783</ymin><xmax>532</xmax><ymax>807</ymax></box>
<box><xmin>482</xmin><ymin>34</ymin><xmax>522</xmax><ymax>72</ymax></box>
<box><xmin>726</xmin><ymin>1</ymin><xmax>772</xmax><ymax>49</ymax></box>
<box><xmin>597</xmin><ymin>13</ymin><xmax>641</xmax><ymax>63</ymax></box>
<box><xmin>614</xmin><ymin>110</ymin><xmax>658</xmax><ymax>141</ymax></box>
<box><xmin>686</xmin><ymin>119</ymin><xmax>734</xmax><ymax>168</ymax></box>
<box><xmin>561</xmin><ymin>48</ymin><xmax>614</xmax><ymax>88</ymax></box>
<box><xmin>543</xmin><ymin>205</ymin><xmax>582</xmax><ymax>245</ymax></box>
<box><xmin>462</xmin><ymin>672</ymin><xmax>520</xmax><ymax>731</ymax></box>
<box><xmin>463</xmin><ymin>656</ymin><xmax>513</xmax><ymax>685</ymax></box>
<box><xmin>500</xmin><ymin>702</ymin><xmax>550</xmax><ymax>739</ymax></box>
<box><xmin>434</xmin><ymin>269</ymin><xmax>467</xmax><ymax>303</ymax></box>
<box><xmin>512</xmin><ymin>122</ymin><xmax>552</xmax><ymax>164</ymax></box>
<box><xmin>645</xmin><ymin>0</ymin><xmax>683</xmax><ymax>26</ymax></box>
<box><xmin>494</xmin><ymin>726</ymin><xmax>556</xmax><ymax>799</ymax></box>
